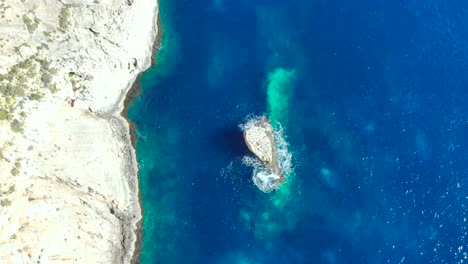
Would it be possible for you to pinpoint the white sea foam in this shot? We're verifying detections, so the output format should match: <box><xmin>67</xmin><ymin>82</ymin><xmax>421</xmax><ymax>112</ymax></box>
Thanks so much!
<box><xmin>240</xmin><ymin>116</ymin><xmax>294</xmax><ymax>193</ymax></box>
<box><xmin>271</xmin><ymin>121</ymin><xmax>293</xmax><ymax>177</ymax></box>
<box><xmin>238</xmin><ymin>114</ymin><xmax>262</xmax><ymax>131</ymax></box>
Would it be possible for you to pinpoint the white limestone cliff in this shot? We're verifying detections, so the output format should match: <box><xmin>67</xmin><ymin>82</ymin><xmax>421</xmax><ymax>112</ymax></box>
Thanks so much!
<box><xmin>0</xmin><ymin>0</ymin><xmax>158</xmax><ymax>262</ymax></box>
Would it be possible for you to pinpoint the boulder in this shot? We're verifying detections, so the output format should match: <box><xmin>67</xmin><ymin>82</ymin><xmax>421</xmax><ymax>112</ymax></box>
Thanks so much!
<box><xmin>243</xmin><ymin>117</ymin><xmax>284</xmax><ymax>186</ymax></box>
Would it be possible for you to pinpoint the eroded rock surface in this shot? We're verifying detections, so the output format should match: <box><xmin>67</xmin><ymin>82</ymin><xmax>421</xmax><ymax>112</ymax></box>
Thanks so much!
<box><xmin>0</xmin><ymin>0</ymin><xmax>158</xmax><ymax>263</ymax></box>
<box><xmin>243</xmin><ymin>117</ymin><xmax>284</xmax><ymax>191</ymax></box>
<box><xmin>243</xmin><ymin>120</ymin><xmax>275</xmax><ymax>165</ymax></box>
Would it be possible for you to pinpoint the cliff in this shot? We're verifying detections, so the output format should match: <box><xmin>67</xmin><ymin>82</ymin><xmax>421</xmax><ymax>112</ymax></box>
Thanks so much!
<box><xmin>0</xmin><ymin>0</ymin><xmax>158</xmax><ymax>262</ymax></box>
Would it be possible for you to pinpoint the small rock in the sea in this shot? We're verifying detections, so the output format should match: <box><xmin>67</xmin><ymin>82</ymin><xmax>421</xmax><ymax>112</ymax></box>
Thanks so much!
<box><xmin>243</xmin><ymin>117</ymin><xmax>284</xmax><ymax>192</ymax></box>
<box><xmin>243</xmin><ymin>119</ymin><xmax>275</xmax><ymax>164</ymax></box>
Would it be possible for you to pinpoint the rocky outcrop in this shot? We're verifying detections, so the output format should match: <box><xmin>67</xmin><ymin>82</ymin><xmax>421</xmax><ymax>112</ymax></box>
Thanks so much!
<box><xmin>243</xmin><ymin>117</ymin><xmax>284</xmax><ymax>190</ymax></box>
<box><xmin>0</xmin><ymin>0</ymin><xmax>158</xmax><ymax>263</ymax></box>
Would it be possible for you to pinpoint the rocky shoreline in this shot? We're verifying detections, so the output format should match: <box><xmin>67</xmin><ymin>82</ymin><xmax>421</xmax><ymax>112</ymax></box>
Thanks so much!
<box><xmin>122</xmin><ymin>72</ymin><xmax>145</xmax><ymax>264</ymax></box>
<box><xmin>124</xmin><ymin>8</ymin><xmax>163</xmax><ymax>262</ymax></box>
<box><xmin>0</xmin><ymin>0</ymin><xmax>159</xmax><ymax>262</ymax></box>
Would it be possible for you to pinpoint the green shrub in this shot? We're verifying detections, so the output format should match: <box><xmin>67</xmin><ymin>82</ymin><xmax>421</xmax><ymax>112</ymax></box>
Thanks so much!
<box><xmin>38</xmin><ymin>59</ymin><xmax>50</xmax><ymax>70</ymax></box>
<box><xmin>10</xmin><ymin>120</ymin><xmax>23</xmax><ymax>133</ymax></box>
<box><xmin>11</xmin><ymin>167</ymin><xmax>19</xmax><ymax>176</ymax></box>
<box><xmin>18</xmin><ymin>75</ymin><xmax>27</xmax><ymax>84</ymax></box>
<box><xmin>0</xmin><ymin>109</ymin><xmax>8</xmax><ymax>120</ymax></box>
<box><xmin>29</xmin><ymin>93</ymin><xmax>42</xmax><ymax>100</ymax></box>
<box><xmin>59</xmin><ymin>6</ymin><xmax>71</xmax><ymax>31</ymax></box>
<box><xmin>9</xmin><ymin>85</ymin><xmax>26</xmax><ymax>97</ymax></box>
<box><xmin>41</xmin><ymin>72</ymin><xmax>52</xmax><ymax>85</ymax></box>
<box><xmin>0</xmin><ymin>199</ymin><xmax>12</xmax><ymax>206</ymax></box>
<box><xmin>0</xmin><ymin>84</ymin><xmax>25</xmax><ymax>97</ymax></box>
<box><xmin>22</xmin><ymin>14</ymin><xmax>39</xmax><ymax>33</ymax></box>
<box><xmin>4</xmin><ymin>185</ymin><xmax>15</xmax><ymax>195</ymax></box>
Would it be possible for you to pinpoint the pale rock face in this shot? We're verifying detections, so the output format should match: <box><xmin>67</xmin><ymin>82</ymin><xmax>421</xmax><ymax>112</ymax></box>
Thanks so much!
<box><xmin>243</xmin><ymin>124</ymin><xmax>275</xmax><ymax>164</ymax></box>
<box><xmin>0</xmin><ymin>0</ymin><xmax>158</xmax><ymax>263</ymax></box>
<box><xmin>242</xmin><ymin>117</ymin><xmax>285</xmax><ymax>192</ymax></box>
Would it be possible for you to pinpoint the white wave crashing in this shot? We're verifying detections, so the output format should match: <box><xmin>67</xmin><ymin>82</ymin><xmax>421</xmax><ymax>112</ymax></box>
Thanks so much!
<box><xmin>240</xmin><ymin>116</ymin><xmax>293</xmax><ymax>193</ymax></box>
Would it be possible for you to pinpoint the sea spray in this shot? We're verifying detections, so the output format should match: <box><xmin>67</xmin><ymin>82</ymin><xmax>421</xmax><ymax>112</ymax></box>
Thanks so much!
<box><xmin>240</xmin><ymin>116</ymin><xmax>290</xmax><ymax>192</ymax></box>
<box><xmin>264</xmin><ymin>67</ymin><xmax>298</xmax><ymax>210</ymax></box>
<box><xmin>237</xmin><ymin>67</ymin><xmax>300</xmax><ymax>245</ymax></box>
<box><xmin>240</xmin><ymin>115</ymin><xmax>294</xmax><ymax>193</ymax></box>
<box><xmin>240</xmin><ymin>67</ymin><xmax>296</xmax><ymax>195</ymax></box>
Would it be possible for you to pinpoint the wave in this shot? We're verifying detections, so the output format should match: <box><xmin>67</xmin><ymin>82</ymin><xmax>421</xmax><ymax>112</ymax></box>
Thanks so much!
<box><xmin>240</xmin><ymin>115</ymin><xmax>293</xmax><ymax>193</ymax></box>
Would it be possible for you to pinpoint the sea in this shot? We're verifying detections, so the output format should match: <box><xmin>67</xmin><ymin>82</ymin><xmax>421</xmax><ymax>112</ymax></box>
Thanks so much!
<box><xmin>127</xmin><ymin>0</ymin><xmax>468</xmax><ymax>263</ymax></box>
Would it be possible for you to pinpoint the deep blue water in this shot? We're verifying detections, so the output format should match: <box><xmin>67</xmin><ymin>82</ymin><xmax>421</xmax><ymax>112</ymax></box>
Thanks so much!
<box><xmin>128</xmin><ymin>0</ymin><xmax>468</xmax><ymax>263</ymax></box>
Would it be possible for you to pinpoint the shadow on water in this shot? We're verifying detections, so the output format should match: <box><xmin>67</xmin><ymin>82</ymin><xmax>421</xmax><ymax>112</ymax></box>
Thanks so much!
<box><xmin>211</xmin><ymin>125</ymin><xmax>251</xmax><ymax>158</ymax></box>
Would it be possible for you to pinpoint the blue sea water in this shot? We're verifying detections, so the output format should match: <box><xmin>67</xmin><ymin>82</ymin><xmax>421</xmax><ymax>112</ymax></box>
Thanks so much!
<box><xmin>128</xmin><ymin>0</ymin><xmax>468</xmax><ymax>263</ymax></box>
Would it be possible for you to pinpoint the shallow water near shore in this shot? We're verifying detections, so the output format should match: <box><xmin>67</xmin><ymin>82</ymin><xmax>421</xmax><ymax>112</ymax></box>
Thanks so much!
<box><xmin>128</xmin><ymin>0</ymin><xmax>468</xmax><ymax>263</ymax></box>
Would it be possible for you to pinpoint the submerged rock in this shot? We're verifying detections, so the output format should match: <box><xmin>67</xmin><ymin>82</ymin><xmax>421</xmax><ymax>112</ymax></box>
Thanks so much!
<box><xmin>243</xmin><ymin>117</ymin><xmax>284</xmax><ymax>191</ymax></box>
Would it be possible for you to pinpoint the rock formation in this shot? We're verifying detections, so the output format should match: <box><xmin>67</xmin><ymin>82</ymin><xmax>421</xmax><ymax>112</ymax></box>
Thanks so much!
<box><xmin>0</xmin><ymin>0</ymin><xmax>158</xmax><ymax>263</ymax></box>
<box><xmin>243</xmin><ymin>117</ymin><xmax>284</xmax><ymax>190</ymax></box>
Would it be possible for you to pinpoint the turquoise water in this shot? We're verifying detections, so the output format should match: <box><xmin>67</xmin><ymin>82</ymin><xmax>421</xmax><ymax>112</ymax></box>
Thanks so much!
<box><xmin>129</xmin><ymin>0</ymin><xmax>468</xmax><ymax>263</ymax></box>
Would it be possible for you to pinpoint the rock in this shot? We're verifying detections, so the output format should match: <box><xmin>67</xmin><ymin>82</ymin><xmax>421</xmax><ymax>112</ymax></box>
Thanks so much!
<box><xmin>243</xmin><ymin>118</ymin><xmax>274</xmax><ymax>164</ymax></box>
<box><xmin>243</xmin><ymin>117</ymin><xmax>284</xmax><ymax>188</ymax></box>
<box><xmin>0</xmin><ymin>0</ymin><xmax>159</xmax><ymax>263</ymax></box>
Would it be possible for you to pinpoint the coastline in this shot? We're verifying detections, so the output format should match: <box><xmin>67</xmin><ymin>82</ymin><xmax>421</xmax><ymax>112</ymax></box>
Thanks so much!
<box><xmin>121</xmin><ymin>74</ymin><xmax>145</xmax><ymax>263</ymax></box>
<box><xmin>0</xmin><ymin>0</ymin><xmax>160</xmax><ymax>262</ymax></box>
<box><xmin>123</xmin><ymin>3</ymin><xmax>163</xmax><ymax>263</ymax></box>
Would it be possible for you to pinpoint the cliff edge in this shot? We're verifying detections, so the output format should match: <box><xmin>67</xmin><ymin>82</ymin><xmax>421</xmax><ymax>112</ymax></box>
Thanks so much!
<box><xmin>0</xmin><ymin>0</ymin><xmax>158</xmax><ymax>263</ymax></box>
